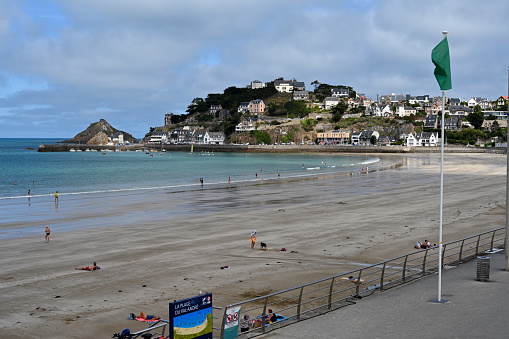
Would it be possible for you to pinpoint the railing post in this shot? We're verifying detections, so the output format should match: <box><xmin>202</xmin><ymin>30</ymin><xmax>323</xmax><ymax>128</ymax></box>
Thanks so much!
<box><xmin>476</xmin><ymin>234</ymin><xmax>481</xmax><ymax>255</ymax></box>
<box><xmin>328</xmin><ymin>277</ymin><xmax>335</xmax><ymax>309</ymax></box>
<box><xmin>220</xmin><ymin>307</ymin><xmax>228</xmax><ymax>339</ymax></box>
<box><xmin>354</xmin><ymin>270</ymin><xmax>363</xmax><ymax>296</ymax></box>
<box><xmin>261</xmin><ymin>297</ymin><xmax>268</xmax><ymax>333</ymax></box>
<box><xmin>459</xmin><ymin>239</ymin><xmax>465</xmax><ymax>262</ymax></box>
<box><xmin>441</xmin><ymin>244</ymin><xmax>447</xmax><ymax>267</ymax></box>
<box><xmin>297</xmin><ymin>286</ymin><xmax>304</xmax><ymax>320</ymax></box>
<box><xmin>490</xmin><ymin>229</ymin><xmax>496</xmax><ymax>251</ymax></box>
<box><xmin>380</xmin><ymin>263</ymin><xmax>387</xmax><ymax>291</ymax></box>
<box><xmin>422</xmin><ymin>249</ymin><xmax>428</xmax><ymax>276</ymax></box>
<box><xmin>402</xmin><ymin>255</ymin><xmax>408</xmax><ymax>282</ymax></box>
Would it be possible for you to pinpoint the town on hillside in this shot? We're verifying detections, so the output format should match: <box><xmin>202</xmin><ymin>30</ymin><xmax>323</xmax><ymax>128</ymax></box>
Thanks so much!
<box><xmin>142</xmin><ymin>78</ymin><xmax>508</xmax><ymax>148</ymax></box>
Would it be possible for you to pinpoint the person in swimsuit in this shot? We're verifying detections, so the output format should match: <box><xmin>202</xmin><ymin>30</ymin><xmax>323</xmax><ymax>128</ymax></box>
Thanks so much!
<box><xmin>45</xmin><ymin>226</ymin><xmax>50</xmax><ymax>242</ymax></box>
<box><xmin>75</xmin><ymin>262</ymin><xmax>98</xmax><ymax>271</ymax></box>
<box><xmin>54</xmin><ymin>191</ymin><xmax>58</xmax><ymax>203</ymax></box>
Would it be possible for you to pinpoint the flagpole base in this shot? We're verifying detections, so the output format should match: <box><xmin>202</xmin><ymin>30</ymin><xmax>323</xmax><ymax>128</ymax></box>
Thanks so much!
<box><xmin>428</xmin><ymin>298</ymin><xmax>449</xmax><ymax>304</ymax></box>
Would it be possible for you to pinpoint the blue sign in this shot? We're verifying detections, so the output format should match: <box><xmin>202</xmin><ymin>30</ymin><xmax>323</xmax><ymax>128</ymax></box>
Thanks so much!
<box><xmin>169</xmin><ymin>294</ymin><xmax>212</xmax><ymax>339</ymax></box>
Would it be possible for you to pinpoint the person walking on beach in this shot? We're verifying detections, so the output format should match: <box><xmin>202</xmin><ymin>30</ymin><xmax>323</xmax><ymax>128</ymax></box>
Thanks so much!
<box><xmin>54</xmin><ymin>191</ymin><xmax>58</xmax><ymax>203</ymax></box>
<box><xmin>28</xmin><ymin>189</ymin><xmax>30</xmax><ymax>196</ymax></box>
<box><xmin>45</xmin><ymin>226</ymin><xmax>50</xmax><ymax>242</ymax></box>
<box><xmin>251</xmin><ymin>230</ymin><xmax>256</xmax><ymax>249</ymax></box>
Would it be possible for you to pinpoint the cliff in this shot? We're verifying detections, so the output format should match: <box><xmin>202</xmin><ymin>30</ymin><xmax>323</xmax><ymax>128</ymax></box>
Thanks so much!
<box><xmin>60</xmin><ymin>119</ymin><xmax>136</xmax><ymax>144</ymax></box>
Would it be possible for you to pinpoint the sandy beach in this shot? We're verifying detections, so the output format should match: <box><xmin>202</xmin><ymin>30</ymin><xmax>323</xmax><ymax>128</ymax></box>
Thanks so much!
<box><xmin>0</xmin><ymin>152</ymin><xmax>506</xmax><ymax>338</ymax></box>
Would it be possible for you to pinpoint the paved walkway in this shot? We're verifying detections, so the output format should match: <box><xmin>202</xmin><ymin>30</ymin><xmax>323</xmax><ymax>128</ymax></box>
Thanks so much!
<box><xmin>263</xmin><ymin>250</ymin><xmax>509</xmax><ymax>339</ymax></box>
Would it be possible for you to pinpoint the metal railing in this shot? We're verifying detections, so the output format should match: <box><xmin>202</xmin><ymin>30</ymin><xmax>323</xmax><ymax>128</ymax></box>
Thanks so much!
<box><xmin>219</xmin><ymin>227</ymin><xmax>505</xmax><ymax>338</ymax></box>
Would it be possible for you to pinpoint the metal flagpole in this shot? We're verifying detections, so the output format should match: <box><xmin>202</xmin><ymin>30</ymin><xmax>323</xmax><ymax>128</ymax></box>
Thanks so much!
<box><xmin>506</xmin><ymin>66</ymin><xmax>509</xmax><ymax>271</ymax></box>
<box><xmin>437</xmin><ymin>31</ymin><xmax>448</xmax><ymax>302</ymax></box>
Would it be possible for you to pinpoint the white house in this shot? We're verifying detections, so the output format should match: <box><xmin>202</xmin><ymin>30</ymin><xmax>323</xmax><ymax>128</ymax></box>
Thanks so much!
<box><xmin>208</xmin><ymin>132</ymin><xmax>225</xmax><ymax>145</ymax></box>
<box><xmin>324</xmin><ymin>97</ymin><xmax>340</xmax><ymax>109</ymax></box>
<box><xmin>149</xmin><ymin>131</ymin><xmax>168</xmax><ymax>144</ymax></box>
<box><xmin>192</xmin><ymin>129</ymin><xmax>209</xmax><ymax>144</ymax></box>
<box><xmin>406</xmin><ymin>132</ymin><xmax>439</xmax><ymax>147</ymax></box>
<box><xmin>331</xmin><ymin>88</ymin><xmax>349</xmax><ymax>98</ymax></box>
<box><xmin>238</xmin><ymin>102</ymin><xmax>250</xmax><ymax>114</ymax></box>
<box><xmin>250</xmin><ymin>80</ymin><xmax>266</xmax><ymax>89</ymax></box>
<box><xmin>236</xmin><ymin>118</ymin><xmax>256</xmax><ymax>132</ymax></box>
<box><xmin>396</xmin><ymin>105</ymin><xmax>416</xmax><ymax>117</ymax></box>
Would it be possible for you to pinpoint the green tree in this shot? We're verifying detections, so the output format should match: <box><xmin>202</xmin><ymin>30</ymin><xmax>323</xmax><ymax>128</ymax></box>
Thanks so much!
<box><xmin>466</xmin><ymin>111</ymin><xmax>484</xmax><ymax>129</ymax></box>
<box><xmin>250</xmin><ymin>130</ymin><xmax>271</xmax><ymax>144</ymax></box>
<box><xmin>370</xmin><ymin>135</ymin><xmax>377</xmax><ymax>145</ymax></box>
<box><xmin>331</xmin><ymin>101</ymin><xmax>347</xmax><ymax>123</ymax></box>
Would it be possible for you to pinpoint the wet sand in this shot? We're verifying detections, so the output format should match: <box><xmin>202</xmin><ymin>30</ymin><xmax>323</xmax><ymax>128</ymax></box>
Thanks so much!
<box><xmin>0</xmin><ymin>152</ymin><xmax>506</xmax><ymax>338</ymax></box>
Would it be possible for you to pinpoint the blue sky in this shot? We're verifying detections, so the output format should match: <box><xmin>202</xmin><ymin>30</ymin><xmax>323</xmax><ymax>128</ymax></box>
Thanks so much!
<box><xmin>1</xmin><ymin>0</ymin><xmax>508</xmax><ymax>138</ymax></box>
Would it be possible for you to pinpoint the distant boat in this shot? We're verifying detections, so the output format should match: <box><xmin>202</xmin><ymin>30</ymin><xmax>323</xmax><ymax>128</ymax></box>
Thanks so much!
<box><xmin>69</xmin><ymin>149</ymin><xmax>76</xmax><ymax>152</ymax></box>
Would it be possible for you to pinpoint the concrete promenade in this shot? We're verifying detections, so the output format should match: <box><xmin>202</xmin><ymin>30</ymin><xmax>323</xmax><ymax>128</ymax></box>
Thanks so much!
<box><xmin>264</xmin><ymin>250</ymin><xmax>509</xmax><ymax>339</ymax></box>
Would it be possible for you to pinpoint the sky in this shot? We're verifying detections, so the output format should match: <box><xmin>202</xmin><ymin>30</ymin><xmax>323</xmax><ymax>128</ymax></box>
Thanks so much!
<box><xmin>1</xmin><ymin>0</ymin><xmax>508</xmax><ymax>139</ymax></box>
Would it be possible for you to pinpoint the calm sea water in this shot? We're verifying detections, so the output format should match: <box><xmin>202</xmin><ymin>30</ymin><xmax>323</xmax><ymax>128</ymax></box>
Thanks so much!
<box><xmin>0</xmin><ymin>138</ymin><xmax>379</xmax><ymax>201</ymax></box>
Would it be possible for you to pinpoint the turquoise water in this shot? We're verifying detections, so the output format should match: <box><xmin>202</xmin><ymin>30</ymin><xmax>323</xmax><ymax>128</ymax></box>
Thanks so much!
<box><xmin>0</xmin><ymin>138</ymin><xmax>379</xmax><ymax>201</ymax></box>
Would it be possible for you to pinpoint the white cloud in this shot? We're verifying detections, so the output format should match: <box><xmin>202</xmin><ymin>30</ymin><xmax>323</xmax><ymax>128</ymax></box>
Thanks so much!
<box><xmin>1</xmin><ymin>0</ymin><xmax>509</xmax><ymax>137</ymax></box>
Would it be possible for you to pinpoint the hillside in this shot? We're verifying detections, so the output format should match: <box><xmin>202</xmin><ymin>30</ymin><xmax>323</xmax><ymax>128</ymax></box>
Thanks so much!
<box><xmin>61</xmin><ymin>119</ymin><xmax>136</xmax><ymax>144</ymax></box>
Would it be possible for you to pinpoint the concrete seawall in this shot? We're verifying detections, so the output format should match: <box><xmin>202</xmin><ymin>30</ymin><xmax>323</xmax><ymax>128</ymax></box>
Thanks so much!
<box><xmin>38</xmin><ymin>143</ymin><xmax>503</xmax><ymax>153</ymax></box>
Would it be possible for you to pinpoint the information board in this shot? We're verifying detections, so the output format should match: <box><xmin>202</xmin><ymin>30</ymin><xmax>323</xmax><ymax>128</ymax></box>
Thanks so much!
<box><xmin>169</xmin><ymin>294</ymin><xmax>213</xmax><ymax>339</ymax></box>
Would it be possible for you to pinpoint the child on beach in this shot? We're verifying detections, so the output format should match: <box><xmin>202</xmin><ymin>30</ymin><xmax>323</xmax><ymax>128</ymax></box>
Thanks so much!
<box><xmin>251</xmin><ymin>230</ymin><xmax>256</xmax><ymax>249</ymax></box>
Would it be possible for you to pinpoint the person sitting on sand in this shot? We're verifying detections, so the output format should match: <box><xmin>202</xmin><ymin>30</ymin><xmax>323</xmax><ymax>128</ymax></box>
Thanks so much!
<box><xmin>75</xmin><ymin>262</ymin><xmax>99</xmax><ymax>271</ymax></box>
<box><xmin>260</xmin><ymin>242</ymin><xmax>267</xmax><ymax>250</ymax></box>
<box><xmin>415</xmin><ymin>241</ymin><xmax>422</xmax><ymax>249</ymax></box>
<box><xmin>240</xmin><ymin>314</ymin><xmax>250</xmax><ymax>333</ymax></box>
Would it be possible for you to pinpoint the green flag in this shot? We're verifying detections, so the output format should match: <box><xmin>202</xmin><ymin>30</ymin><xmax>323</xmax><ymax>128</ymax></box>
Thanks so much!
<box><xmin>431</xmin><ymin>37</ymin><xmax>452</xmax><ymax>91</ymax></box>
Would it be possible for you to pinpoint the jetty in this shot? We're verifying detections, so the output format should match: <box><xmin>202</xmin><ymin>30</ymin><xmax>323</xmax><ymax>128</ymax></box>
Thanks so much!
<box><xmin>37</xmin><ymin>143</ymin><xmax>503</xmax><ymax>154</ymax></box>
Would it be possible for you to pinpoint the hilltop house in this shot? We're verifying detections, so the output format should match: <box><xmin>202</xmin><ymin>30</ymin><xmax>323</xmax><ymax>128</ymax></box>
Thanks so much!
<box><xmin>210</xmin><ymin>104</ymin><xmax>222</xmax><ymax>115</ymax></box>
<box><xmin>236</xmin><ymin>118</ymin><xmax>257</xmax><ymax>132</ymax></box>
<box><xmin>444</xmin><ymin>118</ymin><xmax>460</xmax><ymax>130</ymax></box>
<box><xmin>274</xmin><ymin>80</ymin><xmax>305</xmax><ymax>93</ymax></box>
<box><xmin>396</xmin><ymin>105</ymin><xmax>416</xmax><ymax>117</ymax></box>
<box><xmin>248</xmin><ymin>99</ymin><xmax>266</xmax><ymax>116</ymax></box>
<box><xmin>331</xmin><ymin>88</ymin><xmax>349</xmax><ymax>98</ymax></box>
<box><xmin>249</xmin><ymin>80</ymin><xmax>266</xmax><ymax>89</ymax></box>
<box><xmin>293</xmin><ymin>90</ymin><xmax>310</xmax><ymax>101</ymax></box>
<box><xmin>449</xmin><ymin>105</ymin><xmax>472</xmax><ymax>119</ymax></box>
<box><xmin>324</xmin><ymin>97</ymin><xmax>340</xmax><ymax>109</ymax></box>
<box><xmin>238</xmin><ymin>102</ymin><xmax>250</xmax><ymax>114</ymax></box>
<box><xmin>496</xmin><ymin>96</ymin><xmax>508</xmax><ymax>108</ymax></box>
<box><xmin>424</xmin><ymin>115</ymin><xmax>438</xmax><ymax>129</ymax></box>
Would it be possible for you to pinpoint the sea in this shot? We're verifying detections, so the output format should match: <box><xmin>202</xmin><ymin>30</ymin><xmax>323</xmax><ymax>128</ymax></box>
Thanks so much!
<box><xmin>0</xmin><ymin>138</ymin><xmax>379</xmax><ymax>201</ymax></box>
<box><xmin>0</xmin><ymin>138</ymin><xmax>382</xmax><ymax>240</ymax></box>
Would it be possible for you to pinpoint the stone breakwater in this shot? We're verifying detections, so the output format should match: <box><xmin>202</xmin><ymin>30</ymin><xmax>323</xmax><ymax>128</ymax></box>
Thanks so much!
<box><xmin>38</xmin><ymin>143</ymin><xmax>501</xmax><ymax>153</ymax></box>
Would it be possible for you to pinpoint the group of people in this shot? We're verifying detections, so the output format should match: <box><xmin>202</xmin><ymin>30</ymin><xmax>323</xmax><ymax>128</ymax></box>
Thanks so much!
<box><xmin>250</xmin><ymin>230</ymin><xmax>267</xmax><ymax>250</ymax></box>
<box><xmin>240</xmin><ymin>309</ymin><xmax>279</xmax><ymax>333</ymax></box>
<box><xmin>415</xmin><ymin>240</ymin><xmax>435</xmax><ymax>249</ymax></box>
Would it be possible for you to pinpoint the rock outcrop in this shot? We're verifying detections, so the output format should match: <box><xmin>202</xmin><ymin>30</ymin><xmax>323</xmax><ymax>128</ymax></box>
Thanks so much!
<box><xmin>60</xmin><ymin>119</ymin><xmax>136</xmax><ymax>144</ymax></box>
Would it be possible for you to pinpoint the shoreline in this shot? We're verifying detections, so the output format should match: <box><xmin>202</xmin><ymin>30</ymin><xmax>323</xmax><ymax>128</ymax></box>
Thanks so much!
<box><xmin>0</xmin><ymin>152</ymin><xmax>506</xmax><ymax>338</ymax></box>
